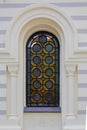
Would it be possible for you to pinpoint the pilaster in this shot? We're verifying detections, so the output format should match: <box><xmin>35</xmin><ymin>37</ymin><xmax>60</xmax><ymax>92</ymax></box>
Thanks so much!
<box><xmin>65</xmin><ymin>63</ymin><xmax>77</xmax><ymax>119</ymax></box>
<box><xmin>7</xmin><ymin>63</ymin><xmax>19</xmax><ymax>120</ymax></box>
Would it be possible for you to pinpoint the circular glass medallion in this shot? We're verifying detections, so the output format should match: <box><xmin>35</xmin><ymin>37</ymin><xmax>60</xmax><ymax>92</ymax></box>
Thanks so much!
<box><xmin>44</xmin><ymin>79</ymin><xmax>55</xmax><ymax>90</ymax></box>
<box><xmin>31</xmin><ymin>79</ymin><xmax>42</xmax><ymax>90</ymax></box>
<box><xmin>45</xmin><ymin>80</ymin><xmax>53</xmax><ymax>89</ymax></box>
<box><xmin>33</xmin><ymin>80</ymin><xmax>40</xmax><ymax>89</ymax></box>
<box><xmin>33</xmin><ymin>68</ymin><xmax>41</xmax><ymax>77</ymax></box>
<box><xmin>45</xmin><ymin>93</ymin><xmax>53</xmax><ymax>101</ymax></box>
<box><xmin>45</xmin><ymin>44</ymin><xmax>53</xmax><ymax>52</ymax></box>
<box><xmin>33</xmin><ymin>44</ymin><xmax>41</xmax><ymax>53</ymax></box>
<box><xmin>33</xmin><ymin>93</ymin><xmax>41</xmax><ymax>101</ymax></box>
<box><xmin>45</xmin><ymin>56</ymin><xmax>53</xmax><ymax>64</ymax></box>
<box><xmin>33</xmin><ymin>56</ymin><xmax>41</xmax><ymax>65</ymax></box>
<box><xmin>39</xmin><ymin>35</ymin><xmax>47</xmax><ymax>43</ymax></box>
<box><xmin>44</xmin><ymin>42</ymin><xmax>55</xmax><ymax>53</ymax></box>
<box><xmin>45</xmin><ymin>68</ymin><xmax>53</xmax><ymax>77</ymax></box>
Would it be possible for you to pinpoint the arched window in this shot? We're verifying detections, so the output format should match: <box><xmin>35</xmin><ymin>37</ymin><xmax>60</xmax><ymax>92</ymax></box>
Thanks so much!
<box><xmin>26</xmin><ymin>31</ymin><xmax>60</xmax><ymax>110</ymax></box>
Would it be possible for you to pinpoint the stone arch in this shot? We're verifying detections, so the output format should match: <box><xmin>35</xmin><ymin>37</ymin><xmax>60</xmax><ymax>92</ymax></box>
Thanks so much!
<box><xmin>6</xmin><ymin>4</ymin><xmax>77</xmax><ymax>61</ymax></box>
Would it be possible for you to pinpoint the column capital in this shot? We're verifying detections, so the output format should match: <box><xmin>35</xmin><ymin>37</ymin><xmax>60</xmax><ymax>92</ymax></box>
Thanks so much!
<box><xmin>7</xmin><ymin>63</ymin><xmax>19</xmax><ymax>74</ymax></box>
<box><xmin>65</xmin><ymin>63</ymin><xmax>77</xmax><ymax>76</ymax></box>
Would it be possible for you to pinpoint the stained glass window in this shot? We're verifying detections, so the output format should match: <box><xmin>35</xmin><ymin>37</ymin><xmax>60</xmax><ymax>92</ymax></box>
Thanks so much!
<box><xmin>26</xmin><ymin>31</ymin><xmax>60</xmax><ymax>107</ymax></box>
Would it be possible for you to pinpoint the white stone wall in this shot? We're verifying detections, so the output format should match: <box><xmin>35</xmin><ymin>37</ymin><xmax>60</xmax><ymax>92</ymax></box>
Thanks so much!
<box><xmin>0</xmin><ymin>64</ymin><xmax>6</xmax><ymax>115</ymax></box>
<box><xmin>0</xmin><ymin>1</ymin><xmax>87</xmax><ymax>130</ymax></box>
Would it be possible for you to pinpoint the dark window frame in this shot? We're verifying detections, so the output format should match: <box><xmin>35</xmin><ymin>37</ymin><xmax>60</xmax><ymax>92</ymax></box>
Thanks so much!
<box><xmin>24</xmin><ymin>31</ymin><xmax>61</xmax><ymax>112</ymax></box>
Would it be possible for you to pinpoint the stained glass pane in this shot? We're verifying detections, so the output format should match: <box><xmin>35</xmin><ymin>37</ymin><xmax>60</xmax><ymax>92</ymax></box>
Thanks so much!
<box><xmin>45</xmin><ymin>80</ymin><xmax>53</xmax><ymax>89</ymax></box>
<box><xmin>26</xmin><ymin>31</ymin><xmax>60</xmax><ymax>107</ymax></box>
<box><xmin>45</xmin><ymin>44</ymin><xmax>53</xmax><ymax>52</ymax></box>
<box><xmin>33</xmin><ymin>80</ymin><xmax>41</xmax><ymax>89</ymax></box>
<box><xmin>39</xmin><ymin>35</ymin><xmax>47</xmax><ymax>43</ymax></box>
<box><xmin>33</xmin><ymin>56</ymin><xmax>41</xmax><ymax>65</ymax></box>
<box><xmin>45</xmin><ymin>56</ymin><xmax>53</xmax><ymax>64</ymax></box>
<box><xmin>45</xmin><ymin>68</ymin><xmax>53</xmax><ymax>77</ymax></box>
<box><xmin>31</xmin><ymin>43</ymin><xmax>41</xmax><ymax>53</ymax></box>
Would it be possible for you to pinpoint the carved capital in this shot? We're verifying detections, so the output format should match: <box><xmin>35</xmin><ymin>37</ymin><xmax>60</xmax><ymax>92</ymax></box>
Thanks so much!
<box><xmin>65</xmin><ymin>64</ymin><xmax>77</xmax><ymax>76</ymax></box>
<box><xmin>8</xmin><ymin>63</ymin><xmax>19</xmax><ymax>75</ymax></box>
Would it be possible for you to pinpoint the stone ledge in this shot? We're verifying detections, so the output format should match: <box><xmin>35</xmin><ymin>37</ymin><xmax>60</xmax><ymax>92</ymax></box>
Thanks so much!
<box><xmin>24</xmin><ymin>106</ymin><xmax>61</xmax><ymax>113</ymax></box>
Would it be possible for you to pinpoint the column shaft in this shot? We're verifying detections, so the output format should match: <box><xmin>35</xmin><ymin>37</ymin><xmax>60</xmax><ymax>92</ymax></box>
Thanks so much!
<box><xmin>8</xmin><ymin>64</ymin><xmax>18</xmax><ymax>119</ymax></box>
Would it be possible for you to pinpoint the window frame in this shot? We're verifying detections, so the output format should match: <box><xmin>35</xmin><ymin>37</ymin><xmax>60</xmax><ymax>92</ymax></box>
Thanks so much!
<box><xmin>24</xmin><ymin>31</ymin><xmax>61</xmax><ymax>113</ymax></box>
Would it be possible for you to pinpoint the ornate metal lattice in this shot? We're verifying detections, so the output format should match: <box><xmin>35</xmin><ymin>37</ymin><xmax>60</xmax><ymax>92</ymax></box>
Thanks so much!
<box><xmin>26</xmin><ymin>31</ymin><xmax>60</xmax><ymax>107</ymax></box>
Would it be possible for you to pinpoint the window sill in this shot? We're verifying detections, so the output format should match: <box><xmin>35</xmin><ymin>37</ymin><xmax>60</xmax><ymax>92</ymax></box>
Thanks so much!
<box><xmin>24</xmin><ymin>107</ymin><xmax>61</xmax><ymax>113</ymax></box>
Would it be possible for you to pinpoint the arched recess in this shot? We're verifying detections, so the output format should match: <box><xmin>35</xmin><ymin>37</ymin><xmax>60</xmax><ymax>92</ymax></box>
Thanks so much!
<box><xmin>6</xmin><ymin>4</ymin><xmax>77</xmax><ymax>61</ymax></box>
<box><xmin>6</xmin><ymin>4</ymin><xmax>78</xmax><ymax>130</ymax></box>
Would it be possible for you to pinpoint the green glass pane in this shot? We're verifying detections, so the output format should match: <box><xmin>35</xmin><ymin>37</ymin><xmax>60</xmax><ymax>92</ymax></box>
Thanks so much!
<box><xmin>56</xmin><ymin>74</ymin><xmax>58</xmax><ymax>84</ymax></box>
<box><xmin>56</xmin><ymin>61</ymin><xmax>59</xmax><ymax>72</ymax></box>
<box><xmin>46</xmin><ymin>68</ymin><xmax>53</xmax><ymax>76</ymax></box>
<box><xmin>33</xmin><ymin>80</ymin><xmax>40</xmax><ymax>89</ymax></box>
<box><xmin>46</xmin><ymin>80</ymin><xmax>53</xmax><ymax>89</ymax></box>
<box><xmin>26</xmin><ymin>74</ymin><xmax>30</xmax><ymax>84</ymax></box>
<box><xmin>33</xmin><ymin>68</ymin><xmax>41</xmax><ymax>77</ymax></box>
<box><xmin>45</xmin><ymin>56</ymin><xmax>53</xmax><ymax>64</ymax></box>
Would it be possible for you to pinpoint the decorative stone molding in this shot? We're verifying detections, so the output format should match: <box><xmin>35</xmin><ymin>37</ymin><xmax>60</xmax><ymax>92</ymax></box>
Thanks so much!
<box><xmin>7</xmin><ymin>63</ymin><xmax>19</xmax><ymax>120</ymax></box>
<box><xmin>5</xmin><ymin>4</ymin><xmax>77</xmax><ymax>62</ymax></box>
<box><xmin>65</xmin><ymin>64</ymin><xmax>77</xmax><ymax>118</ymax></box>
<box><xmin>8</xmin><ymin>64</ymin><xmax>18</xmax><ymax>76</ymax></box>
<box><xmin>65</xmin><ymin>64</ymin><xmax>77</xmax><ymax>76</ymax></box>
